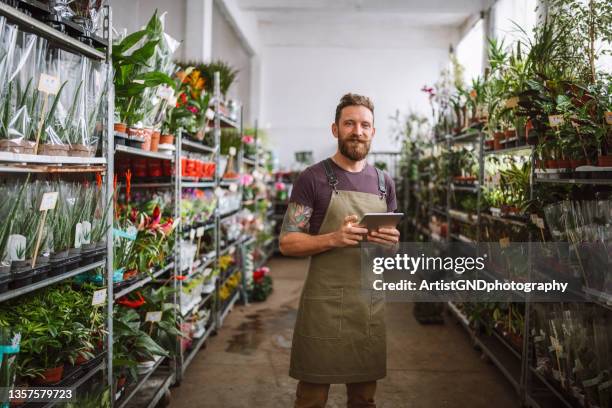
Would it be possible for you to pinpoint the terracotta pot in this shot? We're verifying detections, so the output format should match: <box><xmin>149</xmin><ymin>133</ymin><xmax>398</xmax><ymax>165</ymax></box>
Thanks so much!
<box><xmin>148</xmin><ymin>159</ymin><xmax>162</xmax><ymax>177</ymax></box>
<box><xmin>75</xmin><ymin>352</ymin><xmax>91</xmax><ymax>366</ymax></box>
<box><xmin>484</xmin><ymin>140</ymin><xmax>495</xmax><ymax>150</ymax></box>
<box><xmin>38</xmin><ymin>143</ymin><xmax>69</xmax><ymax>156</ymax></box>
<box><xmin>117</xmin><ymin>375</ymin><xmax>127</xmax><ymax>389</ymax></box>
<box><xmin>33</xmin><ymin>365</ymin><xmax>64</xmax><ymax>385</ymax></box>
<box><xmin>545</xmin><ymin>159</ymin><xmax>558</xmax><ymax>169</ymax></box>
<box><xmin>504</xmin><ymin>129</ymin><xmax>516</xmax><ymax>140</ymax></box>
<box><xmin>0</xmin><ymin>139</ymin><xmax>35</xmax><ymax>154</ymax></box>
<box><xmin>141</xmin><ymin>128</ymin><xmax>153</xmax><ymax>151</ymax></box>
<box><xmin>570</xmin><ymin>159</ymin><xmax>586</xmax><ymax>169</ymax></box>
<box><xmin>150</xmin><ymin>130</ymin><xmax>161</xmax><ymax>152</ymax></box>
<box><xmin>123</xmin><ymin>269</ymin><xmax>138</xmax><ymax>280</ymax></box>
<box><xmin>556</xmin><ymin>158</ymin><xmax>571</xmax><ymax>169</ymax></box>
<box><xmin>68</xmin><ymin>144</ymin><xmax>96</xmax><ymax>157</ymax></box>
<box><xmin>114</xmin><ymin>122</ymin><xmax>127</xmax><ymax>134</ymax></box>
<box><xmin>598</xmin><ymin>155</ymin><xmax>612</xmax><ymax>167</ymax></box>
<box><xmin>160</xmin><ymin>133</ymin><xmax>174</xmax><ymax>145</ymax></box>
<box><xmin>133</xmin><ymin>158</ymin><xmax>147</xmax><ymax>178</ymax></box>
<box><xmin>493</xmin><ymin>132</ymin><xmax>504</xmax><ymax>150</ymax></box>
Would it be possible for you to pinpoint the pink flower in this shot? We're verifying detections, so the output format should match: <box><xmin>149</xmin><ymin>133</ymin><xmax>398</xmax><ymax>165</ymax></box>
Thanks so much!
<box><xmin>242</xmin><ymin>135</ymin><xmax>254</xmax><ymax>144</ymax></box>
<box><xmin>187</xmin><ymin>106</ymin><xmax>199</xmax><ymax>114</ymax></box>
<box><xmin>241</xmin><ymin>174</ymin><xmax>254</xmax><ymax>186</ymax></box>
<box><xmin>275</xmin><ymin>182</ymin><xmax>285</xmax><ymax>191</ymax></box>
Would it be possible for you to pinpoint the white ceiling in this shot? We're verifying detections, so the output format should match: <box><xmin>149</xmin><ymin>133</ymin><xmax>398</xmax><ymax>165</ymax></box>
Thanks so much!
<box><xmin>239</xmin><ymin>0</ymin><xmax>493</xmax><ymax>27</ymax></box>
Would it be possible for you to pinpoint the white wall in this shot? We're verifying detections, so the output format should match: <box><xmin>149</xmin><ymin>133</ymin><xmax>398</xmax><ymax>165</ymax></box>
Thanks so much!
<box><xmin>259</xmin><ymin>23</ymin><xmax>456</xmax><ymax>169</ymax></box>
<box><xmin>211</xmin><ymin>2</ymin><xmax>253</xmax><ymax>122</ymax></box>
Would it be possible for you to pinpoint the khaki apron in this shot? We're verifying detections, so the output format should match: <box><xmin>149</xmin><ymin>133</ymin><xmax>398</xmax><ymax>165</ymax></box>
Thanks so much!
<box><xmin>289</xmin><ymin>159</ymin><xmax>388</xmax><ymax>384</ymax></box>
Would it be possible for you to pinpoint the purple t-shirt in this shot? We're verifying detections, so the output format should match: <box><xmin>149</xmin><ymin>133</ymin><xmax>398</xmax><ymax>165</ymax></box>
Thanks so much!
<box><xmin>289</xmin><ymin>159</ymin><xmax>397</xmax><ymax>234</ymax></box>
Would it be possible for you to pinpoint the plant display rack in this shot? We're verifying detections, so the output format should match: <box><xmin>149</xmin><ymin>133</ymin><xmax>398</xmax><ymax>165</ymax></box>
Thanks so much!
<box><xmin>402</xmin><ymin>126</ymin><xmax>612</xmax><ymax>408</ymax></box>
<box><xmin>0</xmin><ymin>2</ymin><xmax>114</xmax><ymax>405</ymax></box>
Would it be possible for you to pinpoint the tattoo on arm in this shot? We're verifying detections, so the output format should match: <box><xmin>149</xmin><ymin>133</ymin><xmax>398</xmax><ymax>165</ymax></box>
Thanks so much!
<box><xmin>281</xmin><ymin>203</ymin><xmax>313</xmax><ymax>236</ymax></box>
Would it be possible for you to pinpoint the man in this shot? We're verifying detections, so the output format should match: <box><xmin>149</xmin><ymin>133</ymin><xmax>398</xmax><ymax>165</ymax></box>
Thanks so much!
<box><xmin>279</xmin><ymin>93</ymin><xmax>399</xmax><ymax>408</ymax></box>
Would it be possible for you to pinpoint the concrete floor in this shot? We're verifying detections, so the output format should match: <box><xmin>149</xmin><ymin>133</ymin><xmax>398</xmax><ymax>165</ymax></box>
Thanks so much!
<box><xmin>169</xmin><ymin>256</ymin><xmax>519</xmax><ymax>408</ymax></box>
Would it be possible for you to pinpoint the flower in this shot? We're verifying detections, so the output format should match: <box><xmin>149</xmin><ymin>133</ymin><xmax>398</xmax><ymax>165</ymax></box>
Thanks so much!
<box><xmin>117</xmin><ymin>291</ymin><xmax>145</xmax><ymax>308</ymax></box>
<box><xmin>274</xmin><ymin>182</ymin><xmax>285</xmax><ymax>191</ymax></box>
<box><xmin>187</xmin><ymin>105</ymin><xmax>199</xmax><ymax>114</ymax></box>
<box><xmin>125</xmin><ymin>169</ymin><xmax>132</xmax><ymax>204</ymax></box>
<box><xmin>240</xmin><ymin>174</ymin><xmax>254</xmax><ymax>186</ymax></box>
<box><xmin>96</xmin><ymin>173</ymin><xmax>103</xmax><ymax>189</ymax></box>
<box><xmin>242</xmin><ymin>135</ymin><xmax>254</xmax><ymax>144</ymax></box>
<box><xmin>174</xmin><ymin>275</ymin><xmax>187</xmax><ymax>281</ymax></box>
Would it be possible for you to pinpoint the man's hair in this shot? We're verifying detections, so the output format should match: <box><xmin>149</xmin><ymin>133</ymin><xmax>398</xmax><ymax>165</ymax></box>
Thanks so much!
<box><xmin>334</xmin><ymin>93</ymin><xmax>374</xmax><ymax>124</ymax></box>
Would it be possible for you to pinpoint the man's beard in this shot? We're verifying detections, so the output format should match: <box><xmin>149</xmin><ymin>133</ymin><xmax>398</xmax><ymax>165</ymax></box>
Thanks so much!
<box><xmin>338</xmin><ymin>135</ymin><xmax>371</xmax><ymax>161</ymax></box>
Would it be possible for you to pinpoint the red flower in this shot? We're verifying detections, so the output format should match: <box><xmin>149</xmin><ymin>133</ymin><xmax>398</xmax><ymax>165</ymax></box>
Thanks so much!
<box><xmin>187</xmin><ymin>106</ymin><xmax>199</xmax><ymax>114</ymax></box>
<box><xmin>117</xmin><ymin>291</ymin><xmax>145</xmax><ymax>308</ymax></box>
<box><xmin>174</xmin><ymin>275</ymin><xmax>187</xmax><ymax>281</ymax></box>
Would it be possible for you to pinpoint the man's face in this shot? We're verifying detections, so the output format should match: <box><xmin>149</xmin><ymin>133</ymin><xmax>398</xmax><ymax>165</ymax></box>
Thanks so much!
<box><xmin>332</xmin><ymin>105</ymin><xmax>375</xmax><ymax>161</ymax></box>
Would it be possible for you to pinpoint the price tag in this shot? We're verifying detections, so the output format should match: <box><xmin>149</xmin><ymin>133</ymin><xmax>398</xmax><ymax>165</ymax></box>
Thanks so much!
<box><xmin>92</xmin><ymin>289</ymin><xmax>107</xmax><ymax>306</ymax></box>
<box><xmin>145</xmin><ymin>311</ymin><xmax>163</xmax><ymax>322</ymax></box>
<box><xmin>205</xmin><ymin>108</ymin><xmax>215</xmax><ymax>120</ymax></box>
<box><xmin>499</xmin><ymin>237</ymin><xmax>510</xmax><ymax>248</ymax></box>
<box><xmin>505</xmin><ymin>97</ymin><xmax>519</xmax><ymax>108</ymax></box>
<box><xmin>37</xmin><ymin>73</ymin><xmax>60</xmax><ymax>94</ymax></box>
<box><xmin>74</xmin><ymin>222</ymin><xmax>83</xmax><ymax>248</ymax></box>
<box><xmin>530</xmin><ymin>214</ymin><xmax>539</xmax><ymax>224</ymax></box>
<box><xmin>156</xmin><ymin>85</ymin><xmax>174</xmax><ymax>101</ymax></box>
<box><xmin>606</xmin><ymin>111</ymin><xmax>612</xmax><ymax>125</ymax></box>
<box><xmin>549</xmin><ymin>115</ymin><xmax>564</xmax><ymax>127</ymax></box>
<box><xmin>229</xmin><ymin>183</ymin><xmax>238</xmax><ymax>193</ymax></box>
<box><xmin>229</xmin><ymin>147</ymin><xmax>237</xmax><ymax>157</ymax></box>
<box><xmin>196</xmin><ymin>227</ymin><xmax>205</xmax><ymax>238</ymax></box>
<box><xmin>203</xmin><ymin>267</ymin><xmax>212</xmax><ymax>277</ymax></box>
<box><xmin>214</xmin><ymin>187</ymin><xmax>224</xmax><ymax>198</ymax></box>
<box><xmin>189</xmin><ymin>229</ymin><xmax>196</xmax><ymax>241</ymax></box>
<box><xmin>132</xmin><ymin>79</ymin><xmax>145</xmax><ymax>84</ymax></box>
<box><xmin>39</xmin><ymin>192</ymin><xmax>58</xmax><ymax>211</ymax></box>
<box><xmin>535</xmin><ymin>217</ymin><xmax>545</xmax><ymax>229</ymax></box>
<box><xmin>168</xmin><ymin>94</ymin><xmax>178</xmax><ymax>107</ymax></box>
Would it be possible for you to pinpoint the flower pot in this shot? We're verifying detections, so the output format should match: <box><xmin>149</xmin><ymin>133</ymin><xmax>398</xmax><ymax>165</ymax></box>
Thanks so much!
<box><xmin>148</xmin><ymin>159</ymin><xmax>162</xmax><ymax>177</ymax></box>
<box><xmin>114</xmin><ymin>122</ymin><xmax>127</xmax><ymax>134</ymax></box>
<box><xmin>556</xmin><ymin>158</ymin><xmax>571</xmax><ymax>169</ymax></box>
<box><xmin>160</xmin><ymin>134</ymin><xmax>174</xmax><ymax>145</ymax></box>
<box><xmin>31</xmin><ymin>263</ymin><xmax>50</xmax><ymax>283</ymax></box>
<box><xmin>570</xmin><ymin>159</ymin><xmax>586</xmax><ymax>169</ymax></box>
<box><xmin>597</xmin><ymin>155</ymin><xmax>612</xmax><ymax>167</ymax></box>
<box><xmin>0</xmin><ymin>266</ymin><xmax>10</xmax><ymax>293</ymax></box>
<box><xmin>493</xmin><ymin>132</ymin><xmax>504</xmax><ymax>150</ymax></box>
<box><xmin>545</xmin><ymin>159</ymin><xmax>558</xmax><ymax>169</ymax></box>
<box><xmin>150</xmin><ymin>130</ymin><xmax>161</xmax><ymax>152</ymax></box>
<box><xmin>69</xmin><ymin>247</ymin><xmax>81</xmax><ymax>256</ymax></box>
<box><xmin>484</xmin><ymin>140</ymin><xmax>495</xmax><ymax>151</ymax></box>
<box><xmin>38</xmin><ymin>143</ymin><xmax>69</xmax><ymax>156</ymax></box>
<box><xmin>127</xmin><ymin>128</ymin><xmax>145</xmax><ymax>149</ymax></box>
<box><xmin>68</xmin><ymin>144</ymin><xmax>96</xmax><ymax>157</ymax></box>
<box><xmin>123</xmin><ymin>269</ymin><xmax>138</xmax><ymax>280</ymax></box>
<box><xmin>141</xmin><ymin>128</ymin><xmax>153</xmax><ymax>151</ymax></box>
<box><xmin>133</xmin><ymin>158</ymin><xmax>148</xmax><ymax>178</ymax></box>
<box><xmin>0</xmin><ymin>138</ymin><xmax>35</xmax><ymax>154</ymax></box>
<box><xmin>33</xmin><ymin>366</ymin><xmax>64</xmax><ymax>385</ymax></box>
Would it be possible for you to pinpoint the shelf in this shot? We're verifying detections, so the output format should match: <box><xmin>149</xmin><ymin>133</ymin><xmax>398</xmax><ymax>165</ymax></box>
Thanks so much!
<box><xmin>116</xmin><ymin>145</ymin><xmax>175</xmax><ymax>161</ymax></box>
<box><xmin>183</xmin><ymin>321</ymin><xmax>216</xmax><ymax>373</ymax></box>
<box><xmin>0</xmin><ymin>260</ymin><xmax>106</xmax><ymax>303</ymax></box>
<box><xmin>534</xmin><ymin>177</ymin><xmax>612</xmax><ymax>185</ymax></box>
<box><xmin>450</xmin><ymin>233</ymin><xmax>476</xmax><ymax>244</ymax></box>
<box><xmin>219</xmin><ymin>289</ymin><xmax>240</xmax><ymax>325</ymax></box>
<box><xmin>123</xmin><ymin>366</ymin><xmax>174</xmax><ymax>408</ymax></box>
<box><xmin>451</xmin><ymin>184</ymin><xmax>479</xmax><ymax>193</ymax></box>
<box><xmin>218</xmin><ymin>114</ymin><xmax>240</xmax><ymax>128</ymax></box>
<box><xmin>448</xmin><ymin>209</ymin><xmax>477</xmax><ymax>224</ymax></box>
<box><xmin>473</xmin><ymin>331</ymin><xmax>522</xmax><ymax>392</ymax></box>
<box><xmin>182</xmin><ymin>181</ymin><xmax>216</xmax><ymax>188</ymax></box>
<box><xmin>181</xmin><ymin>139</ymin><xmax>216</xmax><ymax>153</ymax></box>
<box><xmin>220</xmin><ymin>209</ymin><xmax>240</xmax><ymax>222</ymax></box>
<box><xmin>0</xmin><ymin>2</ymin><xmax>106</xmax><ymax>60</ymax></box>
<box><xmin>131</xmin><ymin>182</ymin><xmax>173</xmax><ymax>189</ymax></box>
<box><xmin>0</xmin><ymin>151</ymin><xmax>106</xmax><ymax>165</ymax></box>
<box><xmin>432</xmin><ymin>207</ymin><xmax>447</xmax><ymax>217</ymax></box>
<box><xmin>116</xmin><ymin>357</ymin><xmax>166</xmax><ymax>408</ymax></box>
<box><xmin>582</xmin><ymin>287</ymin><xmax>612</xmax><ymax>312</ymax></box>
<box><xmin>242</xmin><ymin>157</ymin><xmax>257</xmax><ymax>166</ymax></box>
<box><xmin>480</xmin><ymin>213</ymin><xmax>529</xmax><ymax>228</ymax></box>
<box><xmin>446</xmin><ymin>301</ymin><xmax>471</xmax><ymax>332</ymax></box>
<box><xmin>220</xmin><ymin>179</ymin><xmax>240</xmax><ymax>186</ymax></box>
<box><xmin>114</xmin><ymin>263</ymin><xmax>175</xmax><ymax>300</ymax></box>
<box><xmin>446</xmin><ymin>129</ymin><xmax>481</xmax><ymax>144</ymax></box>
<box><xmin>33</xmin><ymin>361</ymin><xmax>105</xmax><ymax>408</ymax></box>
<box><xmin>0</xmin><ymin>164</ymin><xmax>106</xmax><ymax>173</ymax></box>
<box><xmin>484</xmin><ymin>145</ymin><xmax>534</xmax><ymax>156</ymax></box>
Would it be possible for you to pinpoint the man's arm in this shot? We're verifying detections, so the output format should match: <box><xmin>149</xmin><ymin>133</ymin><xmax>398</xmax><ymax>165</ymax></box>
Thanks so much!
<box><xmin>278</xmin><ymin>203</ymin><xmax>368</xmax><ymax>257</ymax></box>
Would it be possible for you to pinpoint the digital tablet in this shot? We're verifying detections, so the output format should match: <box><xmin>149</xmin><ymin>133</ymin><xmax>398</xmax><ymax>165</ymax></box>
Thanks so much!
<box><xmin>359</xmin><ymin>212</ymin><xmax>404</xmax><ymax>231</ymax></box>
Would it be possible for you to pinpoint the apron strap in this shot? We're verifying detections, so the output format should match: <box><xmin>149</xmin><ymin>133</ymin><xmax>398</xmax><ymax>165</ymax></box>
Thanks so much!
<box><xmin>375</xmin><ymin>167</ymin><xmax>387</xmax><ymax>200</ymax></box>
<box><xmin>323</xmin><ymin>159</ymin><xmax>339</xmax><ymax>194</ymax></box>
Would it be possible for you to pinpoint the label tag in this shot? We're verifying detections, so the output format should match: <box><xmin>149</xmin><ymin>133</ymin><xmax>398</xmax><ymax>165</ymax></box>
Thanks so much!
<box><xmin>535</xmin><ymin>217</ymin><xmax>545</xmax><ymax>229</ymax></box>
<box><xmin>189</xmin><ymin>229</ymin><xmax>196</xmax><ymax>241</ymax></box>
<box><xmin>39</xmin><ymin>192</ymin><xmax>59</xmax><ymax>211</ymax></box>
<box><xmin>530</xmin><ymin>214</ymin><xmax>539</xmax><ymax>224</ymax></box>
<box><xmin>549</xmin><ymin>115</ymin><xmax>564</xmax><ymax>127</ymax></box>
<box><xmin>196</xmin><ymin>227</ymin><xmax>205</xmax><ymax>238</ymax></box>
<box><xmin>81</xmin><ymin>221</ymin><xmax>92</xmax><ymax>245</ymax></box>
<box><xmin>74</xmin><ymin>222</ymin><xmax>83</xmax><ymax>248</ymax></box>
<box><xmin>229</xmin><ymin>183</ymin><xmax>238</xmax><ymax>193</ymax></box>
<box><xmin>205</xmin><ymin>108</ymin><xmax>215</xmax><ymax>120</ymax></box>
<box><xmin>156</xmin><ymin>85</ymin><xmax>174</xmax><ymax>101</ymax></box>
<box><xmin>145</xmin><ymin>311</ymin><xmax>163</xmax><ymax>322</ymax></box>
<box><xmin>132</xmin><ymin>79</ymin><xmax>145</xmax><ymax>84</ymax></box>
<box><xmin>92</xmin><ymin>289</ymin><xmax>107</xmax><ymax>306</ymax></box>
<box><xmin>38</xmin><ymin>73</ymin><xmax>60</xmax><ymax>94</ymax></box>
<box><xmin>229</xmin><ymin>147</ymin><xmax>237</xmax><ymax>157</ymax></box>
<box><xmin>168</xmin><ymin>94</ymin><xmax>178</xmax><ymax>107</ymax></box>
<box><xmin>6</xmin><ymin>234</ymin><xmax>26</xmax><ymax>261</ymax></box>
<box><xmin>505</xmin><ymin>96</ymin><xmax>519</xmax><ymax>108</ymax></box>
<box><xmin>499</xmin><ymin>237</ymin><xmax>510</xmax><ymax>248</ymax></box>
<box><xmin>606</xmin><ymin>111</ymin><xmax>612</xmax><ymax>125</ymax></box>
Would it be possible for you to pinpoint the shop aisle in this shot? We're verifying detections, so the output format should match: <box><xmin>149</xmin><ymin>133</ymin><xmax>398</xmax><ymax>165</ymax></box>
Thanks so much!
<box><xmin>169</xmin><ymin>257</ymin><xmax>519</xmax><ymax>408</ymax></box>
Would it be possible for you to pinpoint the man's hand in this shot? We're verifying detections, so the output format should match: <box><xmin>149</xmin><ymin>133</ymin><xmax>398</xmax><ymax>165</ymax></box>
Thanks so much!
<box><xmin>330</xmin><ymin>215</ymin><xmax>369</xmax><ymax>248</ymax></box>
<box><xmin>368</xmin><ymin>227</ymin><xmax>400</xmax><ymax>247</ymax></box>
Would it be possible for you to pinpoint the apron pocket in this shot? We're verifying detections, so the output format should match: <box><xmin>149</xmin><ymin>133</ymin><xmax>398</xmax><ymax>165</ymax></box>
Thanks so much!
<box><xmin>369</xmin><ymin>291</ymin><xmax>386</xmax><ymax>337</ymax></box>
<box><xmin>297</xmin><ymin>288</ymin><xmax>343</xmax><ymax>339</ymax></box>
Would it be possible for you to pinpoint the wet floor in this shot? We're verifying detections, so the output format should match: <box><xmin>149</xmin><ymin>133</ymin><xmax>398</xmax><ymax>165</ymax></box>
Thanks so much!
<box><xmin>168</xmin><ymin>256</ymin><xmax>519</xmax><ymax>408</ymax></box>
